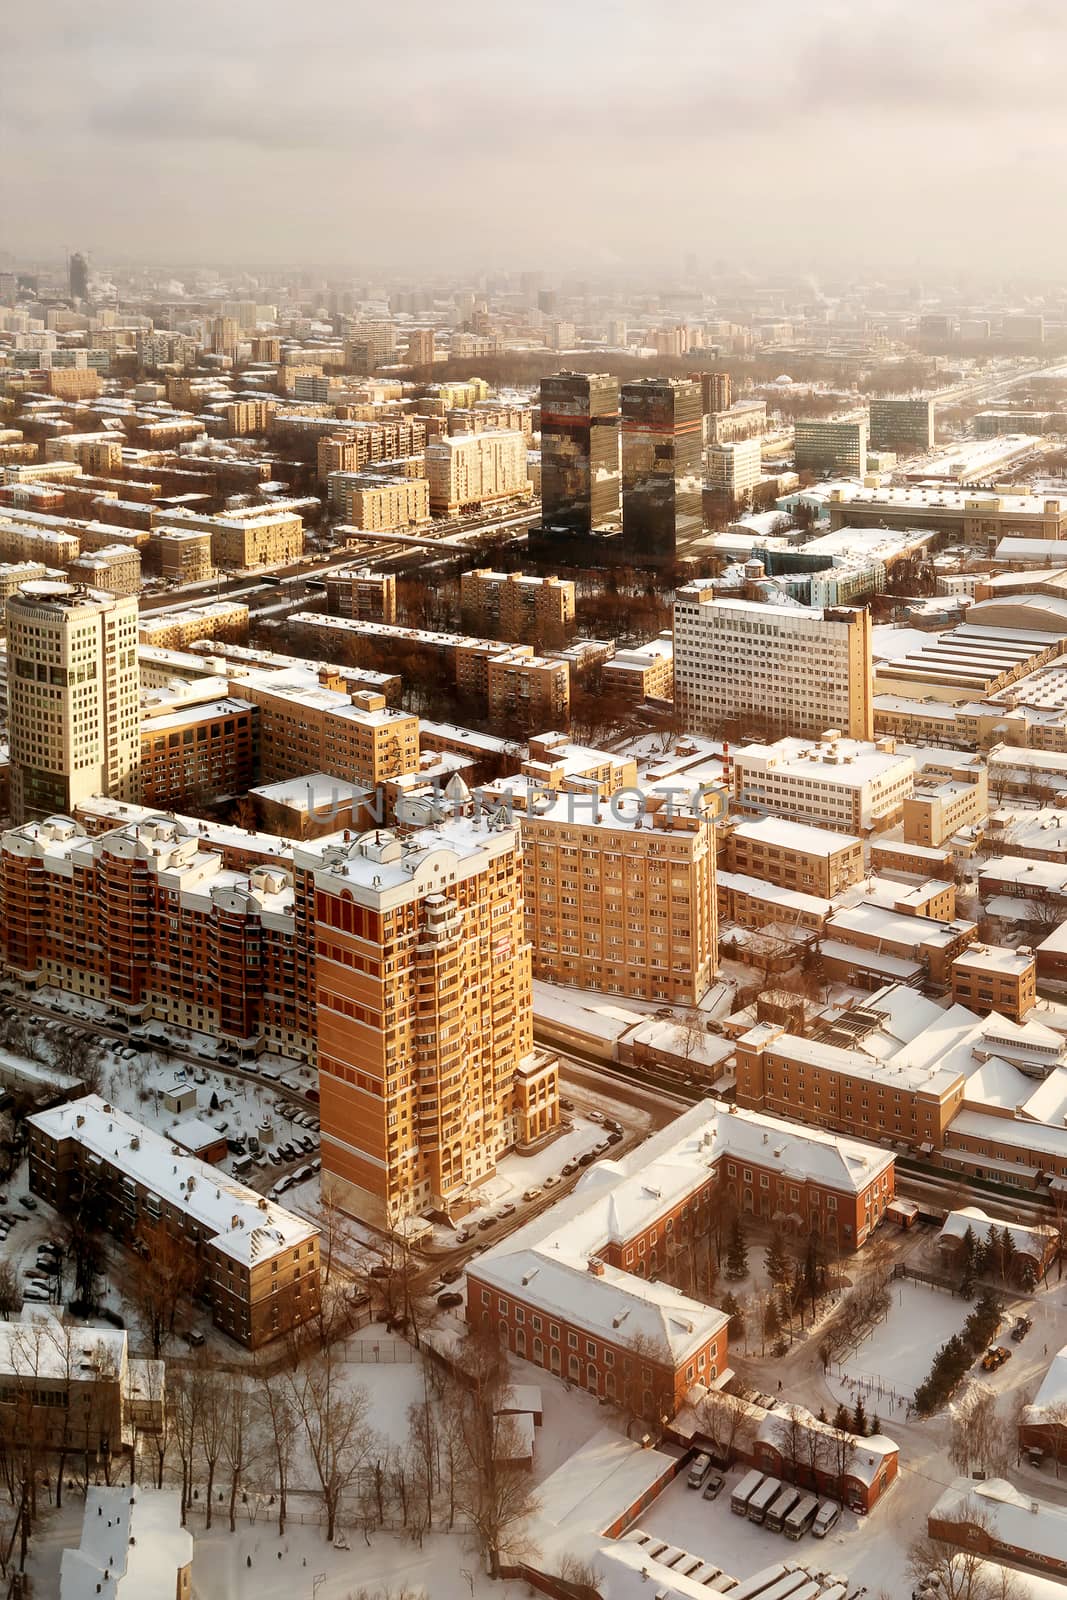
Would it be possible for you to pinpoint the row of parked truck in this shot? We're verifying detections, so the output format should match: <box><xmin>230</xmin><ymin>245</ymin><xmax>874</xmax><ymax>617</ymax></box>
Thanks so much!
<box><xmin>730</xmin><ymin>1469</ymin><xmax>840</xmax><ymax>1541</ymax></box>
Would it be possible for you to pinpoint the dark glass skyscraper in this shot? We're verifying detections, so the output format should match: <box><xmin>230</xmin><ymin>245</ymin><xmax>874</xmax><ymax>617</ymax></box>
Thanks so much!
<box><xmin>539</xmin><ymin>372</ymin><xmax>620</xmax><ymax>534</ymax></box>
<box><xmin>68</xmin><ymin>252</ymin><xmax>89</xmax><ymax>302</ymax></box>
<box><xmin>621</xmin><ymin>377</ymin><xmax>703</xmax><ymax>560</ymax></box>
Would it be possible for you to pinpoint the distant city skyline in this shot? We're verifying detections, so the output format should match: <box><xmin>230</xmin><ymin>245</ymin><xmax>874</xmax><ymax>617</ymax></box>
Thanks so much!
<box><xmin>4</xmin><ymin>0</ymin><xmax>1067</xmax><ymax>275</ymax></box>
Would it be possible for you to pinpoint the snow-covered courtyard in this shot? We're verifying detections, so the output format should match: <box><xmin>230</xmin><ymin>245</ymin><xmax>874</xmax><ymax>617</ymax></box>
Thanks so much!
<box><xmin>826</xmin><ymin>1280</ymin><xmax>970</xmax><ymax>1413</ymax></box>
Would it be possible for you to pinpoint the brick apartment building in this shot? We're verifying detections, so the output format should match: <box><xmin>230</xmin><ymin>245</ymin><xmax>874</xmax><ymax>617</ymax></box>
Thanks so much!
<box><xmin>460</xmin><ymin>569</ymin><xmax>576</xmax><ymax>645</ymax></box>
<box><xmin>140</xmin><ymin>691</ymin><xmax>256</xmax><ymax>811</ymax></box>
<box><xmin>27</xmin><ymin>1096</ymin><xmax>320</xmax><ymax>1347</ymax></box>
<box><xmin>324</xmin><ymin>568</ymin><xmax>397</xmax><ymax>623</ymax></box>
<box><xmin>234</xmin><ymin>669</ymin><xmax>419</xmax><ymax>789</ymax></box>
<box><xmin>468</xmin><ymin>1102</ymin><xmax>894</xmax><ymax>1413</ymax></box>
<box><xmin>295</xmin><ymin>819</ymin><xmax>559</xmax><ymax>1225</ymax></box>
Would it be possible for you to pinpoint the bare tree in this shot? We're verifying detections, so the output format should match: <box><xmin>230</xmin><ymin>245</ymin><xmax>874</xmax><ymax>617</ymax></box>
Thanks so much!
<box><xmin>196</xmin><ymin>1369</ymin><xmax>230</xmax><ymax>1532</ymax></box>
<box><xmin>826</xmin><ymin>1423</ymin><xmax>857</xmax><ymax>1506</ymax></box>
<box><xmin>407</xmin><ymin>1371</ymin><xmax>440</xmax><ymax>1532</ymax></box>
<box><xmin>288</xmin><ymin>1349</ymin><xmax>379</xmax><ymax>1541</ymax></box>
<box><xmin>222</xmin><ymin>1381</ymin><xmax>256</xmax><ymax>1533</ymax></box>
<box><xmin>692</xmin><ymin>1389</ymin><xmax>757</xmax><ymax>1468</ymax></box>
<box><xmin>0</xmin><ymin>1263</ymin><xmax>20</xmax><ymax>1321</ymax></box>
<box><xmin>907</xmin><ymin>1517</ymin><xmax>1023</xmax><ymax>1600</ymax></box>
<box><xmin>129</xmin><ymin>1218</ymin><xmax>200</xmax><ymax>1359</ymax></box>
<box><xmin>558</xmin><ymin>1553</ymin><xmax>605</xmax><ymax>1599</ymax></box>
<box><xmin>169</xmin><ymin>1370</ymin><xmax>202</xmax><ymax>1525</ymax></box>
<box><xmin>949</xmin><ymin>1385</ymin><xmax>1012</xmax><ymax>1480</ymax></box>
<box><xmin>255</xmin><ymin>1363</ymin><xmax>298</xmax><ymax>1536</ymax></box>
<box><xmin>443</xmin><ymin>1327</ymin><xmax>539</xmax><ymax>1578</ymax></box>
<box><xmin>615</xmin><ymin>1332</ymin><xmax>674</xmax><ymax>1441</ymax></box>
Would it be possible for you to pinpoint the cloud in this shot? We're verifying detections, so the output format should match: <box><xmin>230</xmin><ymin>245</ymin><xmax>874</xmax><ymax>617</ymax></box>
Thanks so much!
<box><xmin>3</xmin><ymin>0</ymin><xmax>1067</xmax><ymax>272</ymax></box>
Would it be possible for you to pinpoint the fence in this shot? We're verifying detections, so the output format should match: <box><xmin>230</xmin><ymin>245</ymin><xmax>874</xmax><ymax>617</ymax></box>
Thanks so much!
<box><xmin>336</xmin><ymin>1338</ymin><xmax>418</xmax><ymax>1364</ymax></box>
<box><xmin>830</xmin><ymin>1363</ymin><xmax>914</xmax><ymax>1412</ymax></box>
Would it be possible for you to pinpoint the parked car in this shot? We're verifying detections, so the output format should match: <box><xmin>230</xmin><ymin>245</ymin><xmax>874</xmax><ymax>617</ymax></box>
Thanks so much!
<box><xmin>587</xmin><ymin>1110</ymin><xmax>605</xmax><ymax>1124</ymax></box>
<box><xmin>18</xmin><ymin>1196</ymin><xmax>37</xmax><ymax>1211</ymax></box>
<box><xmin>1012</xmin><ymin>1316</ymin><xmax>1033</xmax><ymax>1342</ymax></box>
<box><xmin>299</xmin><ymin>1135</ymin><xmax>315</xmax><ymax>1153</ymax></box>
<box><xmin>185</xmin><ymin>1330</ymin><xmax>205</xmax><ymax>1349</ymax></box>
<box><xmin>606</xmin><ymin>1131</ymin><xmax>623</xmax><ymax>1145</ymax></box>
<box><xmin>561</xmin><ymin>1161</ymin><xmax>578</xmax><ymax>1176</ymax></box>
<box><xmin>578</xmin><ymin>1152</ymin><xmax>596</xmax><ymax>1167</ymax></box>
<box><xmin>498</xmin><ymin>1202</ymin><xmax>517</xmax><ymax>1218</ymax></box>
<box><xmin>441</xmin><ymin>1266</ymin><xmax>463</xmax><ymax>1284</ymax></box>
<box><xmin>522</xmin><ymin>1187</ymin><xmax>543</xmax><ymax>1202</ymax></box>
<box><xmin>702</xmin><ymin>1470</ymin><xmax>726</xmax><ymax>1501</ymax></box>
<box><xmin>544</xmin><ymin>1175</ymin><xmax>560</xmax><ymax>1189</ymax></box>
<box><xmin>560</xmin><ymin>1098</ymin><xmax>575</xmax><ymax>1112</ymax></box>
<box><xmin>437</xmin><ymin>1292</ymin><xmax>464</xmax><ymax>1309</ymax></box>
<box><xmin>454</xmin><ymin>1229</ymin><xmax>472</xmax><ymax>1245</ymax></box>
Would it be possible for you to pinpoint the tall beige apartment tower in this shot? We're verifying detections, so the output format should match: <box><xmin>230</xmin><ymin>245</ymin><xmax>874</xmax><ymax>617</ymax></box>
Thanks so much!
<box><xmin>7</xmin><ymin>581</ymin><xmax>141</xmax><ymax>822</ymax></box>
<box><xmin>296</xmin><ymin>818</ymin><xmax>560</xmax><ymax>1226</ymax></box>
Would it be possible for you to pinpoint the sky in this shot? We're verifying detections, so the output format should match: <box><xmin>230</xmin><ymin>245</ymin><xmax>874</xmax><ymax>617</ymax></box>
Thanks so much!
<box><xmin>3</xmin><ymin>0</ymin><xmax>1066</xmax><ymax>278</ymax></box>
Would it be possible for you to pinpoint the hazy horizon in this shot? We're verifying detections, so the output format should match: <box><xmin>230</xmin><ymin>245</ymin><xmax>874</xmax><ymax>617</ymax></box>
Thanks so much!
<box><xmin>3</xmin><ymin>0</ymin><xmax>1067</xmax><ymax>280</ymax></box>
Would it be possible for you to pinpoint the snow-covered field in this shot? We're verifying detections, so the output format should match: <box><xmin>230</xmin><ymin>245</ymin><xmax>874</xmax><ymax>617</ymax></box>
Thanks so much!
<box><xmin>827</xmin><ymin>1280</ymin><xmax>969</xmax><ymax>1412</ymax></box>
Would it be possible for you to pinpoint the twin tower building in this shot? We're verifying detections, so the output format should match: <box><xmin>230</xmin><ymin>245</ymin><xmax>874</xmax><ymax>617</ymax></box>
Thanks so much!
<box><xmin>538</xmin><ymin>372</ymin><xmax>704</xmax><ymax>563</ymax></box>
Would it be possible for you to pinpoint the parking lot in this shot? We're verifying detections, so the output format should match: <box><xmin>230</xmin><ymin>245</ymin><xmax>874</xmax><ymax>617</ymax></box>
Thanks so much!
<box><xmin>636</xmin><ymin>1463</ymin><xmax>910</xmax><ymax>1596</ymax></box>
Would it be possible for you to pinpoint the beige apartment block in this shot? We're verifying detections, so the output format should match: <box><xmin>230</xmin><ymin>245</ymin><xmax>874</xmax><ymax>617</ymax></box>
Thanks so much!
<box><xmin>602</xmin><ymin>636</ymin><xmax>674</xmax><ymax>701</ymax></box>
<box><xmin>156</xmin><ymin>508</ymin><xmax>303</xmax><ymax>570</ymax></box>
<box><xmin>0</xmin><ymin>520</ymin><xmax>80</xmax><ymax>567</ymax></box>
<box><xmin>673</xmin><ymin>588</ymin><xmax>874</xmax><ymax>740</ymax></box>
<box><xmin>297</xmin><ymin>821</ymin><xmax>559</xmax><ymax>1225</ymax></box>
<box><xmin>486</xmin><ymin>650</ymin><xmax>569</xmax><ymax>729</ymax></box>
<box><xmin>138</xmin><ymin>601</ymin><xmax>249</xmax><ymax>651</ymax></box>
<box><xmin>316</xmin><ymin>420</ymin><xmax>427</xmax><ymax>482</ymax></box>
<box><xmin>0</xmin><ymin>562</ymin><xmax>47</xmax><ymax>626</ymax></box>
<box><xmin>722</xmin><ymin>815</ymin><xmax>865</xmax><ymax>897</ymax></box>
<box><xmin>903</xmin><ymin>759</ymin><xmax>989</xmax><ymax>847</ymax></box>
<box><xmin>334</xmin><ymin>474</ymin><xmax>430</xmax><ymax>531</ymax></box>
<box><xmin>324</xmin><ymin>568</ymin><xmax>397</xmax><ymax>623</ymax></box>
<box><xmin>732</xmin><ymin>734</ymin><xmax>915</xmax><ymax>834</ymax></box>
<box><xmin>153</xmin><ymin>528</ymin><xmax>215</xmax><ymax>584</ymax></box>
<box><xmin>950</xmin><ymin>944</ymin><xmax>1036</xmax><ymax>1024</ymax></box>
<box><xmin>68</xmin><ymin>543</ymin><xmax>142</xmax><ymax>596</ymax></box>
<box><xmin>424</xmin><ymin>430</ymin><xmax>531</xmax><ymax>515</ymax></box>
<box><xmin>460</xmin><ymin>568</ymin><xmax>575</xmax><ymax>645</ymax></box>
<box><xmin>7</xmin><ymin>580</ymin><xmax>140</xmax><ymax>822</ymax></box>
<box><xmin>491</xmin><ymin>778</ymin><xmax>718</xmax><ymax>1004</ymax></box>
<box><xmin>235</xmin><ymin>669</ymin><xmax>419</xmax><ymax>788</ymax></box>
<box><xmin>223</xmin><ymin>399</ymin><xmax>276</xmax><ymax>435</ymax></box>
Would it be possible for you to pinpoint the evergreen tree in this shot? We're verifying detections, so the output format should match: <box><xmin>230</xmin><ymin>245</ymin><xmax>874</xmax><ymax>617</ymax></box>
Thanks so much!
<box><xmin>852</xmin><ymin>1396</ymin><xmax>868</xmax><ymax>1436</ymax></box>
<box><xmin>725</xmin><ymin>1215</ymin><xmax>749</xmax><ymax>1282</ymax></box>
<box><xmin>720</xmin><ymin>1290</ymin><xmax>745</xmax><ymax>1339</ymax></box>
<box><xmin>764</xmin><ymin>1228</ymin><xmax>791</xmax><ymax>1287</ymax></box>
<box><xmin>961</xmin><ymin>1223</ymin><xmax>977</xmax><ymax>1270</ymax></box>
<box><xmin>817</xmin><ymin>1406</ymin><xmax>828</xmax><ymax>1423</ymax></box>
<box><xmin>871</xmin><ymin>1413</ymin><xmax>881</xmax><ymax>1436</ymax></box>
<box><xmin>832</xmin><ymin>1403</ymin><xmax>851</xmax><ymax>1431</ymax></box>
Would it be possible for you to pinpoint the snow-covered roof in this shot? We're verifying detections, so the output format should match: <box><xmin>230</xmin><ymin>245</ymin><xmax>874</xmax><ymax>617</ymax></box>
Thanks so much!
<box><xmin>730</xmin><ymin>815</ymin><xmax>861</xmax><ymax>854</ymax></box>
<box><xmin>27</xmin><ymin>1095</ymin><xmax>317</xmax><ymax>1266</ymax></box>
<box><xmin>930</xmin><ymin>1478</ymin><xmax>1067</xmax><ymax>1568</ymax></box>
<box><xmin>1026</xmin><ymin>1343</ymin><xmax>1067</xmax><ymax>1420</ymax></box>
<box><xmin>59</xmin><ymin>1486</ymin><xmax>192</xmax><ymax>1600</ymax></box>
<box><xmin>938</xmin><ymin>1205</ymin><xmax>1057</xmax><ymax>1260</ymax></box>
<box><xmin>0</xmin><ymin>1307</ymin><xmax>127</xmax><ymax>1384</ymax></box>
<box><xmin>471</xmin><ymin>1102</ymin><xmax>891</xmax><ymax>1365</ymax></box>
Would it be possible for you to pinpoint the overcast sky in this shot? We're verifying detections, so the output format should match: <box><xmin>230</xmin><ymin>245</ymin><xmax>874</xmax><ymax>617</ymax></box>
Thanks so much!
<box><xmin>3</xmin><ymin>0</ymin><xmax>1065</xmax><ymax>279</ymax></box>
